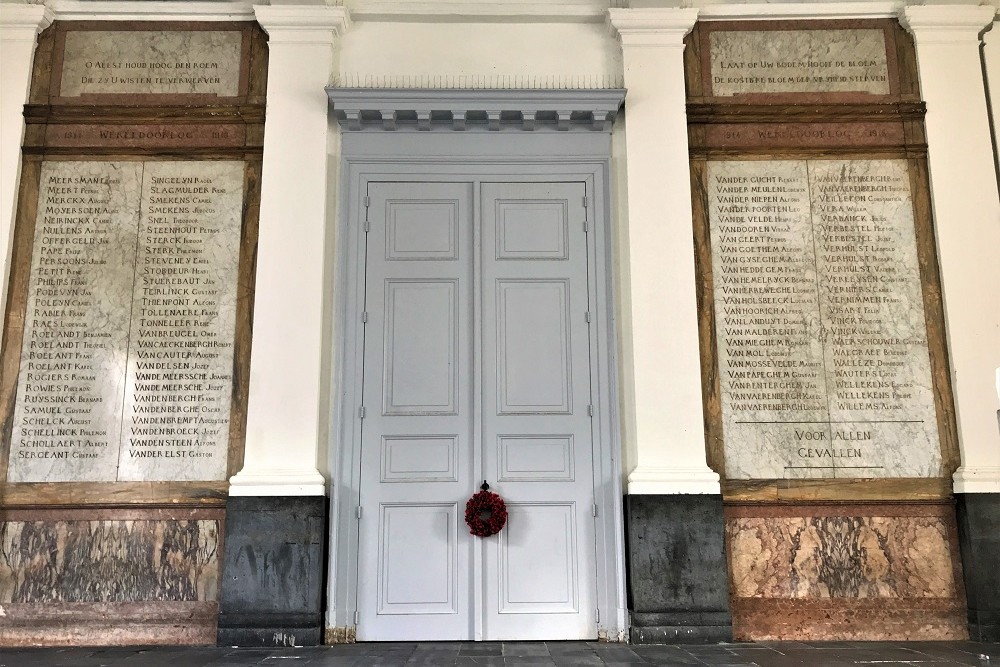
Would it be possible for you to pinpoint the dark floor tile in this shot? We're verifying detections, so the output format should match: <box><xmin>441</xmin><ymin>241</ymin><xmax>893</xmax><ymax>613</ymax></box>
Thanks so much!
<box><xmin>504</xmin><ymin>659</ymin><xmax>558</xmax><ymax>666</ymax></box>
<box><xmin>455</xmin><ymin>658</ymin><xmax>505</xmax><ymax>666</ymax></box>
<box><xmin>460</xmin><ymin>644</ymin><xmax>503</xmax><ymax>656</ymax></box>
<box><xmin>630</xmin><ymin>646</ymin><xmax>704</xmax><ymax>665</ymax></box>
<box><xmin>504</xmin><ymin>643</ymin><xmax>550</xmax><ymax>657</ymax></box>
<box><xmin>593</xmin><ymin>647</ymin><xmax>647</xmax><ymax>664</ymax></box>
<box><xmin>547</xmin><ymin>643</ymin><xmax>597</xmax><ymax>655</ymax></box>
<box><xmin>550</xmin><ymin>654</ymin><xmax>603</xmax><ymax>666</ymax></box>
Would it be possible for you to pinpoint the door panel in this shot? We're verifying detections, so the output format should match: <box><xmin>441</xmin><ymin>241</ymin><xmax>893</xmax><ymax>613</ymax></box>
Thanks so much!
<box><xmin>357</xmin><ymin>180</ymin><xmax>597</xmax><ymax>641</ymax></box>
<box><xmin>357</xmin><ymin>182</ymin><xmax>474</xmax><ymax>641</ymax></box>
<box><xmin>481</xmin><ymin>182</ymin><xmax>597</xmax><ymax>640</ymax></box>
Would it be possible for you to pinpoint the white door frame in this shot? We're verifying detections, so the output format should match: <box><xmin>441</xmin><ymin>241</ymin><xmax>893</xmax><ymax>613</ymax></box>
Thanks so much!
<box><xmin>325</xmin><ymin>131</ymin><xmax>627</xmax><ymax>642</ymax></box>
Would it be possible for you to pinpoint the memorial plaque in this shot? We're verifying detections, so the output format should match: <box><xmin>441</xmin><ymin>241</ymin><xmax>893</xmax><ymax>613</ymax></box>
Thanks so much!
<box><xmin>708</xmin><ymin>159</ymin><xmax>939</xmax><ymax>479</ymax></box>
<box><xmin>710</xmin><ymin>29</ymin><xmax>890</xmax><ymax>96</ymax></box>
<box><xmin>9</xmin><ymin>160</ymin><xmax>244</xmax><ymax>482</ymax></box>
<box><xmin>60</xmin><ymin>31</ymin><xmax>242</xmax><ymax>97</ymax></box>
<box><xmin>9</xmin><ymin>162</ymin><xmax>141</xmax><ymax>482</ymax></box>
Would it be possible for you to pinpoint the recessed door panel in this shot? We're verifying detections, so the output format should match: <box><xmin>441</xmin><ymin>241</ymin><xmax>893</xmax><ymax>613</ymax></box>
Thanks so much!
<box><xmin>386</xmin><ymin>200</ymin><xmax>459</xmax><ymax>260</ymax></box>
<box><xmin>379</xmin><ymin>504</ymin><xmax>458</xmax><ymax>614</ymax></box>
<box><xmin>498</xmin><ymin>435</ymin><xmax>575</xmax><ymax>482</ymax></box>
<box><xmin>498</xmin><ymin>503</ymin><xmax>578</xmax><ymax>612</ymax></box>
<box><xmin>382</xmin><ymin>435</ymin><xmax>459</xmax><ymax>482</ymax></box>
<box><xmin>383</xmin><ymin>279</ymin><xmax>457</xmax><ymax>414</ymax></box>
<box><xmin>497</xmin><ymin>279</ymin><xmax>572</xmax><ymax>414</ymax></box>
<box><xmin>496</xmin><ymin>200</ymin><xmax>568</xmax><ymax>259</ymax></box>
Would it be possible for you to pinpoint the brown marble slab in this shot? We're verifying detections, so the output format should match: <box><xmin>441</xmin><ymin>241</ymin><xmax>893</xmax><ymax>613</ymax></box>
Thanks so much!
<box><xmin>0</xmin><ymin>517</ymin><xmax>221</xmax><ymax>604</ymax></box>
<box><xmin>725</xmin><ymin>503</ymin><xmax>967</xmax><ymax>640</ymax></box>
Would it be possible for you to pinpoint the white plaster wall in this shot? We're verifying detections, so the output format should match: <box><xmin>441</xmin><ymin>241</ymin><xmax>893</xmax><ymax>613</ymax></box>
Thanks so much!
<box><xmin>902</xmin><ymin>5</ymin><xmax>1000</xmax><ymax>493</ymax></box>
<box><xmin>338</xmin><ymin>20</ymin><xmax>621</xmax><ymax>86</ymax></box>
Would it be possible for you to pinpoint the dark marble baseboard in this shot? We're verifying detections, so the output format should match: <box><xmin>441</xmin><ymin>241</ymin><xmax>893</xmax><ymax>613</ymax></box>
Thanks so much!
<box><xmin>625</xmin><ymin>494</ymin><xmax>732</xmax><ymax>643</ymax></box>
<box><xmin>956</xmin><ymin>493</ymin><xmax>1000</xmax><ymax>642</ymax></box>
<box><xmin>217</xmin><ymin>496</ymin><xmax>328</xmax><ymax>647</ymax></box>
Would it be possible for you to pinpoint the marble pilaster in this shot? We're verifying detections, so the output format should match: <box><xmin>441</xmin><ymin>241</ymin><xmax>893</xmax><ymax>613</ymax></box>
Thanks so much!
<box><xmin>608</xmin><ymin>8</ymin><xmax>720</xmax><ymax>494</ymax></box>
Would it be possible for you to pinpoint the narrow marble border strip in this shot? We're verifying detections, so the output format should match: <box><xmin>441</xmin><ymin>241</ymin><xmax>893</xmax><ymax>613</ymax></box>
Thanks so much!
<box><xmin>0</xmin><ymin>601</ymin><xmax>218</xmax><ymax>647</ymax></box>
<box><xmin>731</xmin><ymin>597</ymin><xmax>968</xmax><ymax>641</ymax></box>
<box><xmin>702</xmin><ymin>121</ymin><xmax>905</xmax><ymax>149</ymax></box>
<box><xmin>724</xmin><ymin>500</ymin><xmax>954</xmax><ymax>518</ymax></box>
<box><xmin>0</xmin><ymin>506</ymin><xmax>225</xmax><ymax>521</ymax></box>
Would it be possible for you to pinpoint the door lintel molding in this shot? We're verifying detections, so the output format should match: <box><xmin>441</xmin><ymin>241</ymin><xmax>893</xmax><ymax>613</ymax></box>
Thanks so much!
<box><xmin>326</xmin><ymin>87</ymin><xmax>625</xmax><ymax>132</ymax></box>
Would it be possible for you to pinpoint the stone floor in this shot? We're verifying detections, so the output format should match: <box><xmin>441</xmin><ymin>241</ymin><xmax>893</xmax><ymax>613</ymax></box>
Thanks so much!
<box><xmin>0</xmin><ymin>642</ymin><xmax>997</xmax><ymax>667</ymax></box>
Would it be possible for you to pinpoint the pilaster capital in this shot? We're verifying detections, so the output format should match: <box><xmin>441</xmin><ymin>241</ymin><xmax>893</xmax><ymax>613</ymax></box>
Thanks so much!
<box><xmin>899</xmin><ymin>4</ymin><xmax>996</xmax><ymax>45</ymax></box>
<box><xmin>253</xmin><ymin>4</ymin><xmax>350</xmax><ymax>45</ymax></box>
<box><xmin>607</xmin><ymin>8</ymin><xmax>699</xmax><ymax>48</ymax></box>
<box><xmin>0</xmin><ymin>4</ymin><xmax>54</xmax><ymax>40</ymax></box>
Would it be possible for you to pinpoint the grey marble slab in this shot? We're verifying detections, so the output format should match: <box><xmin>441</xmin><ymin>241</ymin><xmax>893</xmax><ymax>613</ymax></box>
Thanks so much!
<box><xmin>117</xmin><ymin>161</ymin><xmax>244</xmax><ymax>482</ymax></box>
<box><xmin>9</xmin><ymin>161</ymin><xmax>142</xmax><ymax>482</ymax></box>
<box><xmin>710</xmin><ymin>28</ymin><xmax>890</xmax><ymax>96</ymax></box>
<box><xmin>8</xmin><ymin>160</ymin><xmax>244</xmax><ymax>483</ymax></box>
<box><xmin>60</xmin><ymin>30</ymin><xmax>242</xmax><ymax>97</ymax></box>
<box><xmin>708</xmin><ymin>159</ymin><xmax>940</xmax><ymax>479</ymax></box>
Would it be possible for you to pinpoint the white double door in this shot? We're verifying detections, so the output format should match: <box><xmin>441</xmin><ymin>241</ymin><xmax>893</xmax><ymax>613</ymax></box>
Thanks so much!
<box><xmin>356</xmin><ymin>180</ymin><xmax>599</xmax><ymax>641</ymax></box>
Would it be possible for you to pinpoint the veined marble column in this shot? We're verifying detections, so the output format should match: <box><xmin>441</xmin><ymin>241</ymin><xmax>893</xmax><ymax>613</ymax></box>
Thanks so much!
<box><xmin>901</xmin><ymin>3</ymin><xmax>1000</xmax><ymax>643</ymax></box>
<box><xmin>900</xmin><ymin>5</ymin><xmax>1000</xmax><ymax>494</ymax></box>
<box><xmin>0</xmin><ymin>3</ymin><xmax>52</xmax><ymax>347</ymax></box>
<box><xmin>607</xmin><ymin>8</ymin><xmax>720</xmax><ymax>496</ymax></box>
<box><xmin>608</xmin><ymin>8</ymin><xmax>730</xmax><ymax>644</ymax></box>
<box><xmin>229</xmin><ymin>5</ymin><xmax>350</xmax><ymax>497</ymax></box>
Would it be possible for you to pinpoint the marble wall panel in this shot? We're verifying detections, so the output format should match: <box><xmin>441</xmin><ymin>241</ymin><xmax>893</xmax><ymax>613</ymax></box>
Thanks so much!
<box><xmin>9</xmin><ymin>162</ymin><xmax>142</xmax><ymax>482</ymax></box>
<box><xmin>728</xmin><ymin>515</ymin><xmax>955</xmax><ymax>599</ymax></box>
<box><xmin>60</xmin><ymin>31</ymin><xmax>242</xmax><ymax>97</ymax></box>
<box><xmin>8</xmin><ymin>160</ymin><xmax>245</xmax><ymax>483</ymax></box>
<box><xmin>725</xmin><ymin>505</ymin><xmax>967</xmax><ymax>640</ymax></box>
<box><xmin>0</xmin><ymin>518</ymin><xmax>220</xmax><ymax>604</ymax></box>
<box><xmin>117</xmin><ymin>161</ymin><xmax>243</xmax><ymax>482</ymax></box>
<box><xmin>709</xmin><ymin>28</ymin><xmax>890</xmax><ymax>96</ymax></box>
<box><xmin>708</xmin><ymin>159</ymin><xmax>940</xmax><ymax>479</ymax></box>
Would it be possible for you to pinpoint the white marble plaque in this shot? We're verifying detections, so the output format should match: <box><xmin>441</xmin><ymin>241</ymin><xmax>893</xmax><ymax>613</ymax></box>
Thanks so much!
<box><xmin>8</xmin><ymin>161</ymin><xmax>244</xmax><ymax>483</ymax></box>
<box><xmin>117</xmin><ymin>162</ymin><xmax>243</xmax><ymax>482</ymax></box>
<box><xmin>710</xmin><ymin>29</ymin><xmax>890</xmax><ymax>96</ymax></box>
<box><xmin>708</xmin><ymin>159</ymin><xmax>940</xmax><ymax>479</ymax></box>
<box><xmin>60</xmin><ymin>31</ymin><xmax>242</xmax><ymax>97</ymax></box>
<box><xmin>9</xmin><ymin>162</ymin><xmax>142</xmax><ymax>482</ymax></box>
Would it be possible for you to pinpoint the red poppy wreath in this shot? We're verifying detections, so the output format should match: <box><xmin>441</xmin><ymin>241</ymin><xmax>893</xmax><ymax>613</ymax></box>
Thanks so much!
<box><xmin>464</xmin><ymin>487</ymin><xmax>508</xmax><ymax>537</ymax></box>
